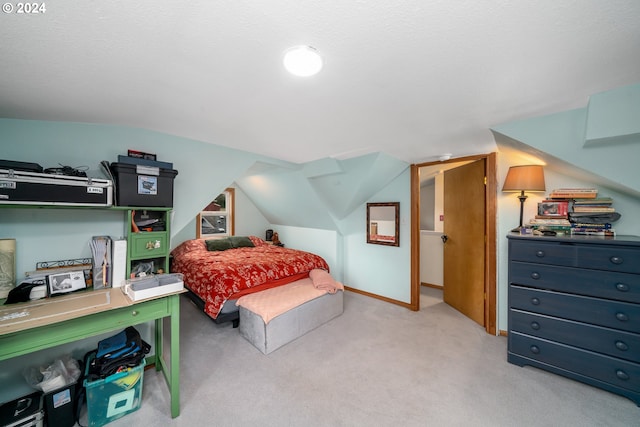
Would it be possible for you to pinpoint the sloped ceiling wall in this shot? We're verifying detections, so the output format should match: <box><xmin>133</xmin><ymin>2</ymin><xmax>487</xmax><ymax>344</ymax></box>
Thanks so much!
<box><xmin>492</xmin><ymin>83</ymin><xmax>640</xmax><ymax>197</ymax></box>
<box><xmin>236</xmin><ymin>153</ymin><xmax>408</xmax><ymax>233</ymax></box>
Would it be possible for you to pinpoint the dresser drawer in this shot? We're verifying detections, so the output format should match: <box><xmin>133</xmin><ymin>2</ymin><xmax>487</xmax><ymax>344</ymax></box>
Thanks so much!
<box><xmin>509</xmin><ymin>238</ymin><xmax>640</xmax><ymax>273</ymax></box>
<box><xmin>129</xmin><ymin>232</ymin><xmax>169</xmax><ymax>259</ymax></box>
<box><xmin>509</xmin><ymin>240</ymin><xmax>577</xmax><ymax>267</ymax></box>
<box><xmin>577</xmin><ymin>245</ymin><xmax>640</xmax><ymax>274</ymax></box>
<box><xmin>509</xmin><ymin>285</ymin><xmax>640</xmax><ymax>333</ymax></box>
<box><xmin>510</xmin><ymin>261</ymin><xmax>640</xmax><ymax>303</ymax></box>
<box><xmin>509</xmin><ymin>309</ymin><xmax>640</xmax><ymax>362</ymax></box>
<box><xmin>510</xmin><ymin>332</ymin><xmax>640</xmax><ymax>393</ymax></box>
<box><xmin>108</xmin><ymin>296</ymin><xmax>171</xmax><ymax>325</ymax></box>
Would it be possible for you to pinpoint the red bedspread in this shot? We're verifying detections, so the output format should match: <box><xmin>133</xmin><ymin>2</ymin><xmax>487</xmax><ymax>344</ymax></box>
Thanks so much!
<box><xmin>170</xmin><ymin>237</ymin><xmax>329</xmax><ymax>319</ymax></box>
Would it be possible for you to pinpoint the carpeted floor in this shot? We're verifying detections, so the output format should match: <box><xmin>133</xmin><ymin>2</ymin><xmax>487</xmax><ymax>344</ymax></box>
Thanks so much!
<box><xmin>93</xmin><ymin>287</ymin><xmax>638</xmax><ymax>427</ymax></box>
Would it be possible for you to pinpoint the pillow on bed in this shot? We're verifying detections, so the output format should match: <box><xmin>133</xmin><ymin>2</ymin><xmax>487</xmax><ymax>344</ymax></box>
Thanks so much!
<box><xmin>171</xmin><ymin>239</ymin><xmax>206</xmax><ymax>257</ymax></box>
<box><xmin>249</xmin><ymin>236</ymin><xmax>269</xmax><ymax>246</ymax></box>
<box><xmin>205</xmin><ymin>238</ymin><xmax>234</xmax><ymax>252</ymax></box>
<box><xmin>229</xmin><ymin>236</ymin><xmax>255</xmax><ymax>248</ymax></box>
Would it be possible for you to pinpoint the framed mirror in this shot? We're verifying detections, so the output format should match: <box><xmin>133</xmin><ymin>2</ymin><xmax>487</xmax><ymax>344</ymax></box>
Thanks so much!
<box><xmin>366</xmin><ymin>202</ymin><xmax>400</xmax><ymax>246</ymax></box>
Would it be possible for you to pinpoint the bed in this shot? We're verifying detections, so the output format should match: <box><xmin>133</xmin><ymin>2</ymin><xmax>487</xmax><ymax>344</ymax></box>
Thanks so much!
<box><xmin>170</xmin><ymin>236</ymin><xmax>330</xmax><ymax>326</ymax></box>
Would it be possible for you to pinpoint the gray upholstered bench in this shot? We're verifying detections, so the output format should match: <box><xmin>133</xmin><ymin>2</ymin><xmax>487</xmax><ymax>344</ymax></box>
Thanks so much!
<box><xmin>237</xmin><ymin>277</ymin><xmax>344</xmax><ymax>354</ymax></box>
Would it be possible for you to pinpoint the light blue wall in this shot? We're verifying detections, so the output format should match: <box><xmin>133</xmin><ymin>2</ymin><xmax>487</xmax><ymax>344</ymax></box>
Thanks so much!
<box><xmin>0</xmin><ymin>118</ymin><xmax>276</xmax><ymax>276</ymax></box>
<box><xmin>493</xmin><ymin>83</ymin><xmax>640</xmax><ymax>333</ymax></box>
<box><xmin>341</xmin><ymin>169</ymin><xmax>412</xmax><ymax>302</ymax></box>
<box><xmin>234</xmin><ymin>152</ymin><xmax>410</xmax><ymax>300</ymax></box>
<box><xmin>173</xmin><ymin>184</ymin><xmax>272</xmax><ymax>245</ymax></box>
<box><xmin>0</xmin><ymin>119</ymin><xmax>413</xmax><ymax>401</ymax></box>
<box><xmin>268</xmin><ymin>168</ymin><xmax>412</xmax><ymax>302</ymax></box>
<box><xmin>492</xmin><ymin>84</ymin><xmax>640</xmax><ymax>195</ymax></box>
<box><xmin>1</xmin><ymin>118</ymin><xmax>411</xmax><ymax>297</ymax></box>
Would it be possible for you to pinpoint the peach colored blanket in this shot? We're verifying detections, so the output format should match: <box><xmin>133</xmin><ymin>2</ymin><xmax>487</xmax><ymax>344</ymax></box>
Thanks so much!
<box><xmin>236</xmin><ymin>277</ymin><xmax>343</xmax><ymax>324</ymax></box>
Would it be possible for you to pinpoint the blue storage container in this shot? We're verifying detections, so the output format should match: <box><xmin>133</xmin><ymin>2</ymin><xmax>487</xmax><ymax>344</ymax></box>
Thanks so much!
<box><xmin>83</xmin><ymin>356</ymin><xmax>145</xmax><ymax>427</ymax></box>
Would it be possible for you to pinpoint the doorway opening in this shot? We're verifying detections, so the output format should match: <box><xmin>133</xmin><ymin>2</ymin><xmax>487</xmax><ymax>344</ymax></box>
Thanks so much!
<box><xmin>410</xmin><ymin>153</ymin><xmax>497</xmax><ymax>335</ymax></box>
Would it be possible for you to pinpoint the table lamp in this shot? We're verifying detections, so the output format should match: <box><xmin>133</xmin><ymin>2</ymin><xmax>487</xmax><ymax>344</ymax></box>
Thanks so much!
<box><xmin>502</xmin><ymin>165</ymin><xmax>546</xmax><ymax>232</ymax></box>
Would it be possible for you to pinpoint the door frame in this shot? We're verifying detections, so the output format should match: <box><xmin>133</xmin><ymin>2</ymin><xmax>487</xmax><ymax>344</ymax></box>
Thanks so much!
<box><xmin>410</xmin><ymin>152</ymin><xmax>497</xmax><ymax>335</ymax></box>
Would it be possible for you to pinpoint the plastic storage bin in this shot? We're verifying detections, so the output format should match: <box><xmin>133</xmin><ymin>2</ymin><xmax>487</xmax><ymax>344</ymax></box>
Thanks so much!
<box><xmin>83</xmin><ymin>357</ymin><xmax>145</xmax><ymax>427</ymax></box>
<box><xmin>110</xmin><ymin>162</ymin><xmax>178</xmax><ymax>207</ymax></box>
<box><xmin>43</xmin><ymin>382</ymin><xmax>77</xmax><ymax>427</ymax></box>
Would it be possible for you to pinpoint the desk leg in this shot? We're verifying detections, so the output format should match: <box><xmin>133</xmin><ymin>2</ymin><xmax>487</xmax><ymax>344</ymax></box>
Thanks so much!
<box><xmin>169</xmin><ymin>294</ymin><xmax>180</xmax><ymax>418</ymax></box>
<box><xmin>155</xmin><ymin>317</ymin><xmax>163</xmax><ymax>372</ymax></box>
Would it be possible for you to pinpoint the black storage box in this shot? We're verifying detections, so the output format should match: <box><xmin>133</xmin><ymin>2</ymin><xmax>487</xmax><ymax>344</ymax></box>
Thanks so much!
<box><xmin>0</xmin><ymin>159</ymin><xmax>43</xmax><ymax>173</ymax></box>
<box><xmin>110</xmin><ymin>163</ymin><xmax>177</xmax><ymax>207</ymax></box>
<box><xmin>43</xmin><ymin>383</ymin><xmax>77</xmax><ymax>427</ymax></box>
<box><xmin>0</xmin><ymin>392</ymin><xmax>44</xmax><ymax>427</ymax></box>
<box><xmin>0</xmin><ymin>169</ymin><xmax>113</xmax><ymax>206</ymax></box>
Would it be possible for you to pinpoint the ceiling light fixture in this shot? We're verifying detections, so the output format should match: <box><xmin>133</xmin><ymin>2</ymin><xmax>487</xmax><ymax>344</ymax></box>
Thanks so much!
<box><xmin>283</xmin><ymin>45</ymin><xmax>323</xmax><ymax>77</ymax></box>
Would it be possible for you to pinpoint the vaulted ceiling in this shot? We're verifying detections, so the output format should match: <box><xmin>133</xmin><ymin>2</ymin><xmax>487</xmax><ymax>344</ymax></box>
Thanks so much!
<box><xmin>2</xmin><ymin>1</ymin><xmax>639</xmax><ymax>164</ymax></box>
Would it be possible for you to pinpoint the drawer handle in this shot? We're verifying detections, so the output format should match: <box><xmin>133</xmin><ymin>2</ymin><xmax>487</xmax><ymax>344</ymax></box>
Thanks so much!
<box><xmin>615</xmin><ymin>341</ymin><xmax>629</xmax><ymax>351</ymax></box>
<box><xmin>132</xmin><ymin>310</ymin><xmax>139</xmax><ymax>316</ymax></box>
<box><xmin>615</xmin><ymin>312</ymin><xmax>629</xmax><ymax>322</ymax></box>
<box><xmin>615</xmin><ymin>370</ymin><xmax>630</xmax><ymax>381</ymax></box>
<box><xmin>531</xmin><ymin>297</ymin><xmax>540</xmax><ymax>306</ymax></box>
<box><xmin>615</xmin><ymin>283</ymin><xmax>629</xmax><ymax>292</ymax></box>
<box><xmin>530</xmin><ymin>321</ymin><xmax>540</xmax><ymax>330</ymax></box>
<box><xmin>535</xmin><ymin>250</ymin><xmax>545</xmax><ymax>258</ymax></box>
<box><xmin>530</xmin><ymin>345</ymin><xmax>540</xmax><ymax>354</ymax></box>
<box><xmin>610</xmin><ymin>256</ymin><xmax>623</xmax><ymax>265</ymax></box>
<box><xmin>530</xmin><ymin>272</ymin><xmax>540</xmax><ymax>280</ymax></box>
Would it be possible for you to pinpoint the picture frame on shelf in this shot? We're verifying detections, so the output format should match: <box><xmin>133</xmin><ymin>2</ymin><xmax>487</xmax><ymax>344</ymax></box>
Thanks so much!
<box><xmin>0</xmin><ymin>238</ymin><xmax>16</xmax><ymax>299</ymax></box>
<box><xmin>47</xmin><ymin>271</ymin><xmax>87</xmax><ymax>296</ymax></box>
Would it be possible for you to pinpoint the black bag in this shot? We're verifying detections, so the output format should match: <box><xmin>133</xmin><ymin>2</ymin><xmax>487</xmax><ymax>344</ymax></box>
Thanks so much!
<box><xmin>86</xmin><ymin>326</ymin><xmax>150</xmax><ymax>380</ymax></box>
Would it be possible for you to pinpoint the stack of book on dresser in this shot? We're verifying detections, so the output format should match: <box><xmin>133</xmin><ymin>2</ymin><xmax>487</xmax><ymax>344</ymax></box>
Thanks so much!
<box><xmin>530</xmin><ymin>188</ymin><xmax>619</xmax><ymax>237</ymax></box>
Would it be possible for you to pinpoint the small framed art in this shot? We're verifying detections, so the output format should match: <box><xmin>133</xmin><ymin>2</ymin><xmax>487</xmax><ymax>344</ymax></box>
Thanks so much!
<box><xmin>47</xmin><ymin>271</ymin><xmax>87</xmax><ymax>296</ymax></box>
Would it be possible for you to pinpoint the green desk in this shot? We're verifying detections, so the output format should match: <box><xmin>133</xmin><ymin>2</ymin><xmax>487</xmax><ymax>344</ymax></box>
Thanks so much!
<box><xmin>0</xmin><ymin>288</ymin><xmax>181</xmax><ymax>418</ymax></box>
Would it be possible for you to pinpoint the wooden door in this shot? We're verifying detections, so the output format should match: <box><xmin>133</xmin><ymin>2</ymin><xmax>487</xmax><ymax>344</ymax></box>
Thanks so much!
<box><xmin>443</xmin><ymin>159</ymin><xmax>486</xmax><ymax>326</ymax></box>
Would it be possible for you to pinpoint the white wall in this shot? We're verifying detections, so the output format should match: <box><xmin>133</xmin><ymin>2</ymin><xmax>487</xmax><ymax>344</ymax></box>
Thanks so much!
<box><xmin>420</xmin><ymin>231</ymin><xmax>443</xmax><ymax>286</ymax></box>
<box><xmin>420</xmin><ymin>182</ymin><xmax>435</xmax><ymax>230</ymax></box>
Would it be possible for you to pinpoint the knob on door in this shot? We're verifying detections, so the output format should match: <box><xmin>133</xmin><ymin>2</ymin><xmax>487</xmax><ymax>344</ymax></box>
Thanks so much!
<box><xmin>441</xmin><ymin>234</ymin><xmax>448</xmax><ymax>243</ymax></box>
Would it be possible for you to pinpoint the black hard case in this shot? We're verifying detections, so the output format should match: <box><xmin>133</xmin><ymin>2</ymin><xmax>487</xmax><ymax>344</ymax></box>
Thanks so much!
<box><xmin>0</xmin><ymin>392</ymin><xmax>44</xmax><ymax>427</ymax></box>
<box><xmin>0</xmin><ymin>169</ymin><xmax>113</xmax><ymax>206</ymax></box>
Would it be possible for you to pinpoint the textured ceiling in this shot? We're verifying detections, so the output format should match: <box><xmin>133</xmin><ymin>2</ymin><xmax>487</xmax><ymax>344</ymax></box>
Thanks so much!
<box><xmin>1</xmin><ymin>1</ymin><xmax>639</xmax><ymax>164</ymax></box>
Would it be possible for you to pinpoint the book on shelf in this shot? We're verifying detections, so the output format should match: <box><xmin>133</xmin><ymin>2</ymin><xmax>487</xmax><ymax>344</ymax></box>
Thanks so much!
<box><xmin>533</xmin><ymin>225</ymin><xmax>572</xmax><ymax>233</ymax></box>
<box><xmin>549</xmin><ymin>193</ymin><xmax>598</xmax><ymax>199</ymax></box>
<box><xmin>538</xmin><ymin>200</ymin><xmax>569</xmax><ymax>216</ymax></box>
<box><xmin>548</xmin><ymin>188</ymin><xmax>598</xmax><ymax>199</ymax></box>
<box><xmin>529</xmin><ymin>217</ymin><xmax>571</xmax><ymax>225</ymax></box>
<box><xmin>570</xmin><ymin>228</ymin><xmax>616</xmax><ymax>237</ymax></box>
<box><xmin>571</xmin><ymin>222</ymin><xmax>612</xmax><ymax>229</ymax></box>
<box><xmin>535</xmin><ymin>214</ymin><xmax>568</xmax><ymax>220</ymax></box>
<box><xmin>568</xmin><ymin>211</ymin><xmax>616</xmax><ymax>217</ymax></box>
<box><xmin>572</xmin><ymin>197</ymin><xmax>613</xmax><ymax>205</ymax></box>
<box><xmin>552</xmin><ymin>188</ymin><xmax>598</xmax><ymax>193</ymax></box>
<box><xmin>573</xmin><ymin>206</ymin><xmax>615</xmax><ymax>213</ymax></box>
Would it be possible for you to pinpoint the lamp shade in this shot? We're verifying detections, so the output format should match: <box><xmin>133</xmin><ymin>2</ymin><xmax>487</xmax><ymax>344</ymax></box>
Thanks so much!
<box><xmin>502</xmin><ymin>165</ymin><xmax>546</xmax><ymax>192</ymax></box>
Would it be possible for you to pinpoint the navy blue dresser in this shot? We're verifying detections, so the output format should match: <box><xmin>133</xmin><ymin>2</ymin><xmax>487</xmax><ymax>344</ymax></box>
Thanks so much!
<box><xmin>507</xmin><ymin>234</ymin><xmax>640</xmax><ymax>406</ymax></box>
